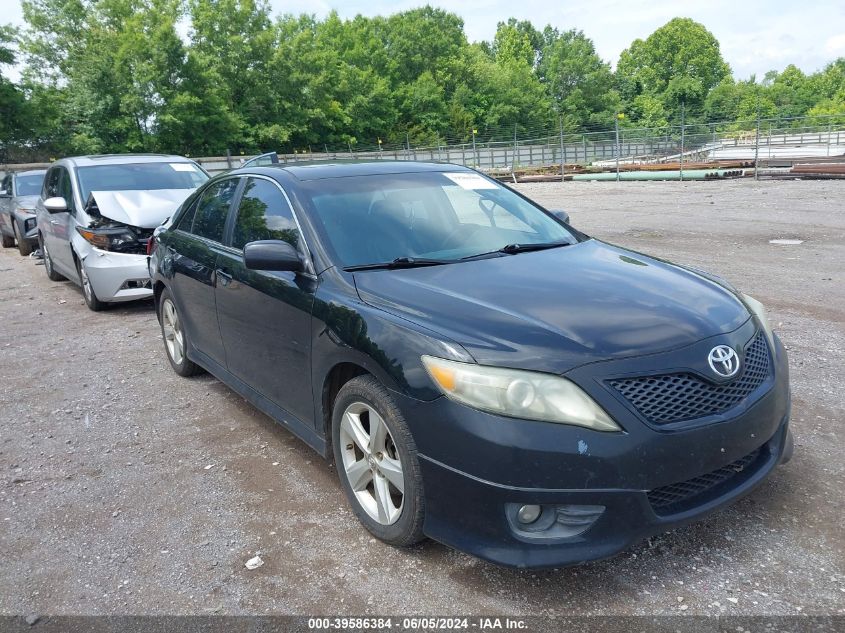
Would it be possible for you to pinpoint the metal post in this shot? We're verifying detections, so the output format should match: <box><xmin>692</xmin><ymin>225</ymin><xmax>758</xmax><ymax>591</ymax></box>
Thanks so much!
<box><xmin>828</xmin><ymin>122</ymin><xmax>833</xmax><ymax>157</ymax></box>
<box><xmin>406</xmin><ymin>132</ymin><xmax>411</xmax><ymax>160</ymax></box>
<box><xmin>472</xmin><ymin>129</ymin><xmax>477</xmax><ymax>167</ymax></box>
<box><xmin>225</xmin><ymin>149</ymin><xmax>233</xmax><ymax>169</ymax></box>
<box><xmin>558</xmin><ymin>115</ymin><xmax>565</xmax><ymax>182</ymax></box>
<box><xmin>582</xmin><ymin>135</ymin><xmax>587</xmax><ymax>165</ymax></box>
<box><xmin>614</xmin><ymin>113</ymin><xmax>621</xmax><ymax>182</ymax></box>
<box><xmin>754</xmin><ymin>106</ymin><xmax>761</xmax><ymax>181</ymax></box>
<box><xmin>680</xmin><ymin>102</ymin><xmax>685</xmax><ymax>182</ymax></box>
<box><xmin>513</xmin><ymin>124</ymin><xmax>518</xmax><ymax>170</ymax></box>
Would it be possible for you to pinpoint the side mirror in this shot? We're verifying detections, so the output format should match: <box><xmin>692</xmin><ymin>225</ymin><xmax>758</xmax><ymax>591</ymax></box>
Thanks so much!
<box><xmin>244</xmin><ymin>240</ymin><xmax>303</xmax><ymax>272</ymax></box>
<box><xmin>550</xmin><ymin>209</ymin><xmax>570</xmax><ymax>224</ymax></box>
<box><xmin>0</xmin><ymin>190</ymin><xmax>9</xmax><ymax>197</ymax></box>
<box><xmin>44</xmin><ymin>197</ymin><xmax>68</xmax><ymax>214</ymax></box>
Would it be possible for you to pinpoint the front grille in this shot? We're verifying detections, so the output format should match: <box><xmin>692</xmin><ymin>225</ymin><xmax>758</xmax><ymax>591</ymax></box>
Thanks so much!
<box><xmin>647</xmin><ymin>447</ymin><xmax>763</xmax><ymax>514</ymax></box>
<box><xmin>608</xmin><ymin>331</ymin><xmax>771</xmax><ymax>425</ymax></box>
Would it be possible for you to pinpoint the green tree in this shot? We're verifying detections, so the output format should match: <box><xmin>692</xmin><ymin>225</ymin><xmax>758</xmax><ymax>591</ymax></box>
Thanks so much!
<box><xmin>539</xmin><ymin>28</ymin><xmax>618</xmax><ymax>129</ymax></box>
<box><xmin>617</xmin><ymin>18</ymin><xmax>730</xmax><ymax>119</ymax></box>
<box><xmin>0</xmin><ymin>24</ymin><xmax>33</xmax><ymax>160</ymax></box>
<box><xmin>492</xmin><ymin>19</ymin><xmax>539</xmax><ymax>67</ymax></box>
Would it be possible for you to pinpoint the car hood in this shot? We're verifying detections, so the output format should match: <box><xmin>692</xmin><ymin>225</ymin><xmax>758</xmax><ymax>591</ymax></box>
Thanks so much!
<box><xmin>353</xmin><ymin>240</ymin><xmax>751</xmax><ymax>374</ymax></box>
<box><xmin>91</xmin><ymin>189</ymin><xmax>195</xmax><ymax>229</ymax></box>
<box><xmin>14</xmin><ymin>195</ymin><xmax>40</xmax><ymax>211</ymax></box>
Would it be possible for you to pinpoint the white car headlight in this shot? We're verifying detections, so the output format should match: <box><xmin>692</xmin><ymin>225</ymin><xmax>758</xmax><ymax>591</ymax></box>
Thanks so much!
<box><xmin>742</xmin><ymin>293</ymin><xmax>775</xmax><ymax>348</ymax></box>
<box><xmin>422</xmin><ymin>356</ymin><xmax>621</xmax><ymax>432</ymax></box>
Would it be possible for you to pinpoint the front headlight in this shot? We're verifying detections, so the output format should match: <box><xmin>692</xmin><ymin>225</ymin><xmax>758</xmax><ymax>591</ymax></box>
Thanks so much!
<box><xmin>76</xmin><ymin>225</ymin><xmax>139</xmax><ymax>252</ymax></box>
<box><xmin>741</xmin><ymin>293</ymin><xmax>775</xmax><ymax>348</ymax></box>
<box><xmin>421</xmin><ymin>356</ymin><xmax>621</xmax><ymax>432</ymax></box>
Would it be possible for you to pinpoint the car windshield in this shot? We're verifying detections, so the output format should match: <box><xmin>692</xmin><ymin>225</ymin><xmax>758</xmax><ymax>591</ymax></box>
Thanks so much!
<box><xmin>76</xmin><ymin>162</ymin><xmax>208</xmax><ymax>202</ymax></box>
<box><xmin>15</xmin><ymin>173</ymin><xmax>44</xmax><ymax>197</ymax></box>
<box><xmin>300</xmin><ymin>171</ymin><xmax>576</xmax><ymax>268</ymax></box>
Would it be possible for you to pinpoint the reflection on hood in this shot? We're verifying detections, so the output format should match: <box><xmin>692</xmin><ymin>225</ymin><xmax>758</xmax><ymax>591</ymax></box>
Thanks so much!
<box><xmin>90</xmin><ymin>189</ymin><xmax>194</xmax><ymax>229</ymax></box>
<box><xmin>14</xmin><ymin>195</ymin><xmax>40</xmax><ymax>210</ymax></box>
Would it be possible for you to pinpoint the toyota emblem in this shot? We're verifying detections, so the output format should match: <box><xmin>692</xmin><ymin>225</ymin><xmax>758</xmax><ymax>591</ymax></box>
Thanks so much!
<box><xmin>708</xmin><ymin>345</ymin><xmax>740</xmax><ymax>378</ymax></box>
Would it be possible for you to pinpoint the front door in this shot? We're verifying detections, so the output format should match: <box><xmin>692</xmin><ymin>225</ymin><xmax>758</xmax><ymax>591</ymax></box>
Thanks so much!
<box><xmin>215</xmin><ymin>176</ymin><xmax>316</xmax><ymax>426</ymax></box>
<box><xmin>41</xmin><ymin>167</ymin><xmax>75</xmax><ymax>278</ymax></box>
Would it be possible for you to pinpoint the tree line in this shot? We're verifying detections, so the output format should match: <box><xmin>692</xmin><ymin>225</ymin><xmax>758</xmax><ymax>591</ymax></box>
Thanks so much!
<box><xmin>1</xmin><ymin>1</ymin><xmax>844</xmax><ymax>162</ymax></box>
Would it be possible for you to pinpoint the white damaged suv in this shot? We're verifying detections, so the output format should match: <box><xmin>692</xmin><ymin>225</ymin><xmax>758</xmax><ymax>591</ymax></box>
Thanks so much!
<box><xmin>36</xmin><ymin>154</ymin><xmax>208</xmax><ymax>310</ymax></box>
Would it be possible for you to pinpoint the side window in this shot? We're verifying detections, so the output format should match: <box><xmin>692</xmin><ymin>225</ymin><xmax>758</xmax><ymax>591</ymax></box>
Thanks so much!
<box><xmin>231</xmin><ymin>178</ymin><xmax>300</xmax><ymax>250</ymax></box>
<box><xmin>174</xmin><ymin>192</ymin><xmax>201</xmax><ymax>232</ymax></box>
<box><xmin>58</xmin><ymin>168</ymin><xmax>74</xmax><ymax>211</ymax></box>
<box><xmin>44</xmin><ymin>168</ymin><xmax>61</xmax><ymax>198</ymax></box>
<box><xmin>190</xmin><ymin>178</ymin><xmax>239</xmax><ymax>242</ymax></box>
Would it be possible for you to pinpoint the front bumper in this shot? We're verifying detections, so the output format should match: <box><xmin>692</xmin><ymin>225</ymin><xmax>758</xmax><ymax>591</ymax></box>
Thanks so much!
<box><xmin>12</xmin><ymin>212</ymin><xmax>38</xmax><ymax>246</ymax></box>
<box><xmin>82</xmin><ymin>249</ymin><xmax>153</xmax><ymax>302</ymax></box>
<box><xmin>396</xmin><ymin>332</ymin><xmax>791</xmax><ymax>568</ymax></box>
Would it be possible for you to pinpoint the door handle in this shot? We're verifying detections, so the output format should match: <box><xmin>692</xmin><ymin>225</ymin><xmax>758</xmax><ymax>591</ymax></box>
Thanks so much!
<box><xmin>216</xmin><ymin>269</ymin><xmax>233</xmax><ymax>287</ymax></box>
<box><xmin>49</xmin><ymin>219</ymin><xmax>59</xmax><ymax>225</ymax></box>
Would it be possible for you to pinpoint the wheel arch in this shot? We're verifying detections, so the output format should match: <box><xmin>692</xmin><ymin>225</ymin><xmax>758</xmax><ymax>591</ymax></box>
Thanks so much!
<box><xmin>321</xmin><ymin>362</ymin><xmax>372</xmax><ymax>457</ymax></box>
<box><xmin>153</xmin><ymin>280</ymin><xmax>167</xmax><ymax>319</ymax></box>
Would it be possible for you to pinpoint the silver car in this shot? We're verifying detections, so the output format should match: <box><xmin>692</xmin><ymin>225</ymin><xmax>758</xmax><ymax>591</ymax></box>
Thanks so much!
<box><xmin>0</xmin><ymin>169</ymin><xmax>47</xmax><ymax>256</ymax></box>
<box><xmin>36</xmin><ymin>154</ymin><xmax>208</xmax><ymax>310</ymax></box>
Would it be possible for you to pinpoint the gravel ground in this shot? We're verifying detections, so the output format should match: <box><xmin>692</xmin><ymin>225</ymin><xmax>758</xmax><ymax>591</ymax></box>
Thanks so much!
<box><xmin>0</xmin><ymin>179</ymin><xmax>843</xmax><ymax>617</ymax></box>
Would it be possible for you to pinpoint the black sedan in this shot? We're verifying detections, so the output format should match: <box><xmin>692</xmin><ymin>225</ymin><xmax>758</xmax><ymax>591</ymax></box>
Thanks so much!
<box><xmin>148</xmin><ymin>161</ymin><xmax>792</xmax><ymax>568</ymax></box>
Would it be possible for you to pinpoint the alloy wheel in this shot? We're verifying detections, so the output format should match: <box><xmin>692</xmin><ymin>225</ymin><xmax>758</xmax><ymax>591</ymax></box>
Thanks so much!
<box><xmin>161</xmin><ymin>298</ymin><xmax>185</xmax><ymax>365</ymax></box>
<box><xmin>43</xmin><ymin>240</ymin><xmax>53</xmax><ymax>274</ymax></box>
<box><xmin>339</xmin><ymin>401</ymin><xmax>405</xmax><ymax>525</ymax></box>
<box><xmin>79</xmin><ymin>262</ymin><xmax>93</xmax><ymax>303</ymax></box>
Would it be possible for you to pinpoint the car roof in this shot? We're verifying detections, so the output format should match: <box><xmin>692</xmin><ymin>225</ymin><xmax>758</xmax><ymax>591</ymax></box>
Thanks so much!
<box><xmin>243</xmin><ymin>160</ymin><xmax>473</xmax><ymax>181</ymax></box>
<box><xmin>59</xmin><ymin>154</ymin><xmax>196</xmax><ymax>167</ymax></box>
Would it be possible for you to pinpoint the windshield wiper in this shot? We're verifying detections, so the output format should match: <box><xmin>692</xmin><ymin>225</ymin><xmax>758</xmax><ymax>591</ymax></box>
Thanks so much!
<box><xmin>461</xmin><ymin>240</ymin><xmax>571</xmax><ymax>260</ymax></box>
<box><xmin>344</xmin><ymin>257</ymin><xmax>454</xmax><ymax>272</ymax></box>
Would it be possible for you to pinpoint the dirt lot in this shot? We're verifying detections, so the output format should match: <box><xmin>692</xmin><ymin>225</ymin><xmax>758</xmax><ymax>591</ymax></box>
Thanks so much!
<box><xmin>0</xmin><ymin>179</ymin><xmax>843</xmax><ymax>617</ymax></box>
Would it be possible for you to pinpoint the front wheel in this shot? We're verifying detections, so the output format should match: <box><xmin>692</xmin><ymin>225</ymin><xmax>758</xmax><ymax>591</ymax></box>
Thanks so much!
<box><xmin>76</xmin><ymin>257</ymin><xmax>108</xmax><ymax>311</ymax></box>
<box><xmin>2</xmin><ymin>228</ymin><xmax>14</xmax><ymax>248</ymax></box>
<box><xmin>14</xmin><ymin>222</ymin><xmax>32</xmax><ymax>256</ymax></box>
<box><xmin>158</xmin><ymin>288</ymin><xmax>201</xmax><ymax>377</ymax></box>
<box><xmin>40</xmin><ymin>234</ymin><xmax>65</xmax><ymax>281</ymax></box>
<box><xmin>332</xmin><ymin>375</ymin><xmax>425</xmax><ymax>547</ymax></box>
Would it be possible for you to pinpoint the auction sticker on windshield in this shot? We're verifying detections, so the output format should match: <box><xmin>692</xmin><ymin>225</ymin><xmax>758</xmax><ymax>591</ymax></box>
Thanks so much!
<box><xmin>169</xmin><ymin>163</ymin><xmax>197</xmax><ymax>172</ymax></box>
<box><xmin>444</xmin><ymin>172</ymin><xmax>498</xmax><ymax>189</ymax></box>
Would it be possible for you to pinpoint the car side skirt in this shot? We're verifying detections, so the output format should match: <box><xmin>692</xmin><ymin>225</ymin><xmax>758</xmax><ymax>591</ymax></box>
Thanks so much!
<box><xmin>188</xmin><ymin>345</ymin><xmax>327</xmax><ymax>456</ymax></box>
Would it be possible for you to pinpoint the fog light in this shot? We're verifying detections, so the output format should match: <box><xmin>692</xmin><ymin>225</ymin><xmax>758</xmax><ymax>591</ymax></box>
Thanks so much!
<box><xmin>506</xmin><ymin>503</ymin><xmax>605</xmax><ymax>540</ymax></box>
<box><xmin>517</xmin><ymin>504</ymin><xmax>542</xmax><ymax>524</ymax></box>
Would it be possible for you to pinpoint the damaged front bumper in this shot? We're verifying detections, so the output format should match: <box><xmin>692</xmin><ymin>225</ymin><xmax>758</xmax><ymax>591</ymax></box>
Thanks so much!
<box><xmin>81</xmin><ymin>249</ymin><xmax>153</xmax><ymax>302</ymax></box>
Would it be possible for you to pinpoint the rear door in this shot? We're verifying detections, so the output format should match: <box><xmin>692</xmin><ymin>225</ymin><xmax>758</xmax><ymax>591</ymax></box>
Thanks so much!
<box><xmin>168</xmin><ymin>177</ymin><xmax>241</xmax><ymax>368</ymax></box>
<box><xmin>215</xmin><ymin>176</ymin><xmax>316</xmax><ymax>426</ymax></box>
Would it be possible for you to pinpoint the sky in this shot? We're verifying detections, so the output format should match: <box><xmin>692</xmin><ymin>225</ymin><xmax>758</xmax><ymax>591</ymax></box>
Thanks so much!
<box><xmin>4</xmin><ymin>0</ymin><xmax>845</xmax><ymax>80</ymax></box>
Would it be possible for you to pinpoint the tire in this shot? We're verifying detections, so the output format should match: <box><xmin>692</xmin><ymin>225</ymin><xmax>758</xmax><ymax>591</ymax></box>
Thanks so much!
<box><xmin>76</xmin><ymin>257</ymin><xmax>108</xmax><ymax>311</ymax></box>
<box><xmin>158</xmin><ymin>287</ymin><xmax>201</xmax><ymax>377</ymax></box>
<box><xmin>1</xmin><ymin>230</ymin><xmax>13</xmax><ymax>248</ymax></box>
<box><xmin>14</xmin><ymin>222</ymin><xmax>32</xmax><ymax>256</ymax></box>
<box><xmin>40</xmin><ymin>234</ymin><xmax>65</xmax><ymax>281</ymax></box>
<box><xmin>331</xmin><ymin>375</ymin><xmax>425</xmax><ymax>547</ymax></box>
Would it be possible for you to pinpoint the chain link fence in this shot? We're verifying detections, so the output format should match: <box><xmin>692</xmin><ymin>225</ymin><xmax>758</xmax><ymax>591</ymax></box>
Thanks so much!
<box><xmin>4</xmin><ymin>112</ymin><xmax>845</xmax><ymax>178</ymax></box>
<box><xmin>196</xmin><ymin>112</ymin><xmax>845</xmax><ymax>177</ymax></box>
